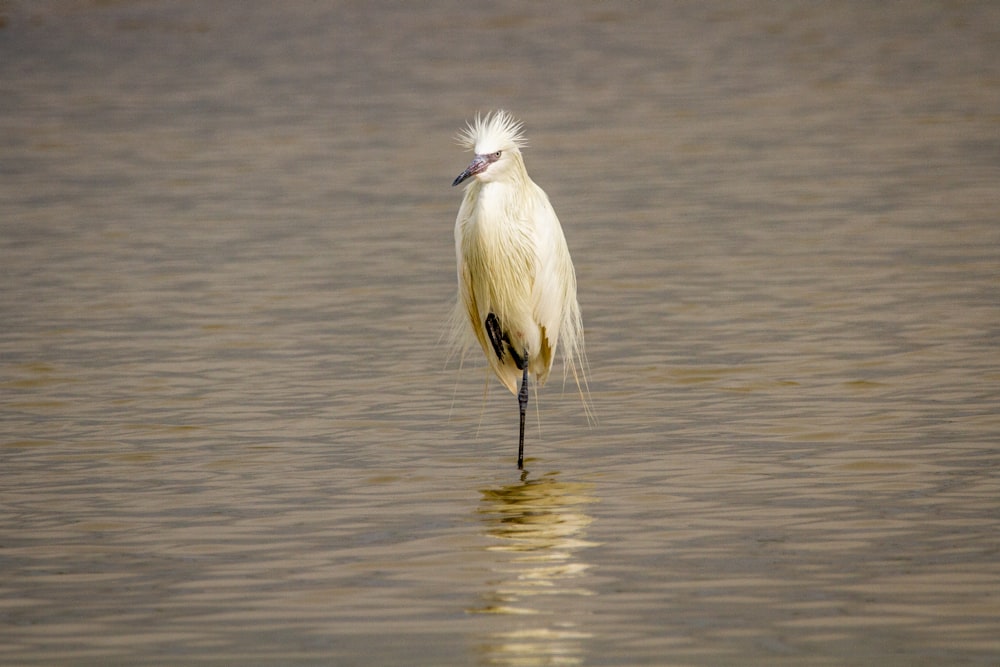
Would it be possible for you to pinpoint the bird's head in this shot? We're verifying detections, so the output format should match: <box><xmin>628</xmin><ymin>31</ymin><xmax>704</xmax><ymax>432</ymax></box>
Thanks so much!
<box><xmin>452</xmin><ymin>110</ymin><xmax>527</xmax><ymax>187</ymax></box>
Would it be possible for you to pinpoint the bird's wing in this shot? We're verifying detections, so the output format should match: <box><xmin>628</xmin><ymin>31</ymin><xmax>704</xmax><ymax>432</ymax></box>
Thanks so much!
<box><xmin>527</xmin><ymin>186</ymin><xmax>578</xmax><ymax>386</ymax></box>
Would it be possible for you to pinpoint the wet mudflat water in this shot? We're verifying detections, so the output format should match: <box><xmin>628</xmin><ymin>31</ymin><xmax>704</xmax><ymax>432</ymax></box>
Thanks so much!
<box><xmin>2</xmin><ymin>1</ymin><xmax>998</xmax><ymax>664</ymax></box>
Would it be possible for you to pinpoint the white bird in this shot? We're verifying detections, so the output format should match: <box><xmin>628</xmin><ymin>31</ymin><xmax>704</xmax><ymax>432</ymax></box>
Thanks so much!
<box><xmin>450</xmin><ymin>110</ymin><xmax>590</xmax><ymax>469</ymax></box>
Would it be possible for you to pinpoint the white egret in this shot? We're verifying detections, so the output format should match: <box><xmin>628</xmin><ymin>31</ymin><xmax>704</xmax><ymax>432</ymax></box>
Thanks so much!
<box><xmin>450</xmin><ymin>110</ymin><xmax>590</xmax><ymax>469</ymax></box>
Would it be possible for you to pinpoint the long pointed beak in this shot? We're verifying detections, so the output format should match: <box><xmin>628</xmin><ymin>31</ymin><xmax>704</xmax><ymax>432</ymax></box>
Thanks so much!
<box><xmin>452</xmin><ymin>154</ymin><xmax>489</xmax><ymax>187</ymax></box>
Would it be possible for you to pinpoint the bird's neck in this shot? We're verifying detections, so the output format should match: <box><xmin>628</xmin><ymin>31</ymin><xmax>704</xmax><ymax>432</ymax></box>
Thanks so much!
<box><xmin>469</xmin><ymin>179</ymin><xmax>523</xmax><ymax>228</ymax></box>
<box><xmin>474</xmin><ymin>163</ymin><xmax>531</xmax><ymax>205</ymax></box>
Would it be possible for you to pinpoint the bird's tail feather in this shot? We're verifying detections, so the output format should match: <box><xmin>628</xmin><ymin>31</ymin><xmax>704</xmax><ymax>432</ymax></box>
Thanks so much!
<box><xmin>559</xmin><ymin>301</ymin><xmax>597</xmax><ymax>426</ymax></box>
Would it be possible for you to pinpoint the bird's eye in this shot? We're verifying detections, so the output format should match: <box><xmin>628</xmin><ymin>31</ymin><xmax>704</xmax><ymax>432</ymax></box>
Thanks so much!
<box><xmin>493</xmin><ymin>151</ymin><xmax>502</xmax><ymax>159</ymax></box>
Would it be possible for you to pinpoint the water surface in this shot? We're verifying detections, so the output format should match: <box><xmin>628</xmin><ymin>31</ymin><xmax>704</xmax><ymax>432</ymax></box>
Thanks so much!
<box><xmin>2</xmin><ymin>1</ymin><xmax>998</xmax><ymax>665</ymax></box>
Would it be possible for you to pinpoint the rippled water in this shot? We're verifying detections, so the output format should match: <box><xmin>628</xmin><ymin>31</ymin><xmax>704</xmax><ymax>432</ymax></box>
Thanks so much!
<box><xmin>2</xmin><ymin>1</ymin><xmax>998</xmax><ymax>665</ymax></box>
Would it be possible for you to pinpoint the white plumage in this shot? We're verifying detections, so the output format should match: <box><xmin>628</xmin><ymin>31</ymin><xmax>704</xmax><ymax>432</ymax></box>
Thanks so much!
<box><xmin>450</xmin><ymin>110</ymin><xmax>590</xmax><ymax>468</ymax></box>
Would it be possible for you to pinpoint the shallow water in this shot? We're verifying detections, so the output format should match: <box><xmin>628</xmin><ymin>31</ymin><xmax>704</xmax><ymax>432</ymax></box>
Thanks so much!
<box><xmin>2</xmin><ymin>1</ymin><xmax>999</xmax><ymax>665</ymax></box>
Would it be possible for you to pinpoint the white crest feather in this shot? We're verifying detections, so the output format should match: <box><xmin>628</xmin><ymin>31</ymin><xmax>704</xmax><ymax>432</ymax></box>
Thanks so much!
<box><xmin>456</xmin><ymin>109</ymin><xmax>527</xmax><ymax>154</ymax></box>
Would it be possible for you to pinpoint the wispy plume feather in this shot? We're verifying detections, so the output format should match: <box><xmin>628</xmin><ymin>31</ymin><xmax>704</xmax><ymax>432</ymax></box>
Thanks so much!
<box><xmin>456</xmin><ymin>109</ymin><xmax>528</xmax><ymax>153</ymax></box>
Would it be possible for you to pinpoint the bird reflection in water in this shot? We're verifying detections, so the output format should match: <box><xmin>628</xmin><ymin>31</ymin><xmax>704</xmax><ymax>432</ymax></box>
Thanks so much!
<box><xmin>471</xmin><ymin>471</ymin><xmax>599</xmax><ymax>666</ymax></box>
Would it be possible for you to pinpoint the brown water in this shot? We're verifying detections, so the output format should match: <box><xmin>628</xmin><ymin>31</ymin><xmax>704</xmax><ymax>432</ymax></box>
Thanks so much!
<box><xmin>2</xmin><ymin>1</ymin><xmax>999</xmax><ymax>665</ymax></box>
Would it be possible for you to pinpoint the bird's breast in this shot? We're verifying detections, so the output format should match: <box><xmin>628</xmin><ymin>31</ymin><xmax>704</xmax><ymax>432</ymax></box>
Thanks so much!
<box><xmin>459</xmin><ymin>188</ymin><xmax>540</xmax><ymax>355</ymax></box>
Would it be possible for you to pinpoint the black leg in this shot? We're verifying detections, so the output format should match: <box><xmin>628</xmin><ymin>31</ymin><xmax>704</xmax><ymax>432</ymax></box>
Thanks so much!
<box><xmin>517</xmin><ymin>363</ymin><xmax>528</xmax><ymax>469</ymax></box>
<box><xmin>485</xmin><ymin>313</ymin><xmax>505</xmax><ymax>362</ymax></box>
